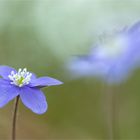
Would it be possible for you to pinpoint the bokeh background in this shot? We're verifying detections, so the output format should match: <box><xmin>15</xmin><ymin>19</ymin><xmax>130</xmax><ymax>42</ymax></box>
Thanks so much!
<box><xmin>0</xmin><ymin>0</ymin><xmax>140</xmax><ymax>139</ymax></box>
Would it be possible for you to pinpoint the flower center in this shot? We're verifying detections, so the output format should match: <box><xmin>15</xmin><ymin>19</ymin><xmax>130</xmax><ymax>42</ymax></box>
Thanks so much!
<box><xmin>8</xmin><ymin>68</ymin><xmax>32</xmax><ymax>87</ymax></box>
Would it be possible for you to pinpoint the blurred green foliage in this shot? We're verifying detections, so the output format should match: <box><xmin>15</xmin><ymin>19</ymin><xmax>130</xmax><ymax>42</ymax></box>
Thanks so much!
<box><xmin>0</xmin><ymin>0</ymin><xmax>140</xmax><ymax>139</ymax></box>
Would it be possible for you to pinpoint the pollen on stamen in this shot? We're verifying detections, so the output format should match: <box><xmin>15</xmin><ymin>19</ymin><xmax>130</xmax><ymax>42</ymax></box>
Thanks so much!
<box><xmin>8</xmin><ymin>68</ymin><xmax>32</xmax><ymax>87</ymax></box>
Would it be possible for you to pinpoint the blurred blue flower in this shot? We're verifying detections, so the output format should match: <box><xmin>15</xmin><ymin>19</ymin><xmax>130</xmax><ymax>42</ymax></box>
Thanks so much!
<box><xmin>0</xmin><ymin>66</ymin><xmax>63</xmax><ymax>114</ymax></box>
<box><xmin>69</xmin><ymin>22</ymin><xmax>140</xmax><ymax>84</ymax></box>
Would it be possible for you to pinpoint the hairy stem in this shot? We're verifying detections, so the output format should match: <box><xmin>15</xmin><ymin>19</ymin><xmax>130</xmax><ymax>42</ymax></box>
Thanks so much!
<box><xmin>12</xmin><ymin>95</ymin><xmax>20</xmax><ymax>140</ymax></box>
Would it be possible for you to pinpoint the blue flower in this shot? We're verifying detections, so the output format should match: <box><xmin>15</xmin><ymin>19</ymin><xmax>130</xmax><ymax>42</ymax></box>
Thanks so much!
<box><xmin>69</xmin><ymin>22</ymin><xmax>140</xmax><ymax>84</ymax></box>
<box><xmin>0</xmin><ymin>66</ymin><xmax>63</xmax><ymax>114</ymax></box>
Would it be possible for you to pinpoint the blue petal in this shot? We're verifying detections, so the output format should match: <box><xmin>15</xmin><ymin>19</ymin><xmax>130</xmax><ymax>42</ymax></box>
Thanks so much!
<box><xmin>30</xmin><ymin>72</ymin><xmax>37</xmax><ymax>80</ymax></box>
<box><xmin>20</xmin><ymin>87</ymin><xmax>48</xmax><ymax>114</ymax></box>
<box><xmin>0</xmin><ymin>80</ymin><xmax>19</xmax><ymax>107</ymax></box>
<box><xmin>0</xmin><ymin>66</ymin><xmax>16</xmax><ymax>80</ymax></box>
<box><xmin>128</xmin><ymin>21</ymin><xmax>140</xmax><ymax>34</ymax></box>
<box><xmin>29</xmin><ymin>77</ymin><xmax>63</xmax><ymax>88</ymax></box>
<box><xmin>68</xmin><ymin>56</ymin><xmax>95</xmax><ymax>77</ymax></box>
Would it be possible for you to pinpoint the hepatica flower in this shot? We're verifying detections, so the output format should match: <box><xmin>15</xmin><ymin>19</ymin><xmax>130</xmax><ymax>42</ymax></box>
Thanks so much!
<box><xmin>69</xmin><ymin>21</ymin><xmax>140</xmax><ymax>84</ymax></box>
<box><xmin>0</xmin><ymin>66</ymin><xmax>63</xmax><ymax>114</ymax></box>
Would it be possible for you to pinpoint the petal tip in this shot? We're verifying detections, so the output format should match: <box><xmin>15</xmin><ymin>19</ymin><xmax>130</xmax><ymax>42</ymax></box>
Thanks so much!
<box><xmin>32</xmin><ymin>106</ymin><xmax>48</xmax><ymax>115</ymax></box>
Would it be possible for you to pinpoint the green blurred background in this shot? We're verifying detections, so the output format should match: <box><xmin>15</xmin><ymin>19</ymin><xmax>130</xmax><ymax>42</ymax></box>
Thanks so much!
<box><xmin>0</xmin><ymin>0</ymin><xmax>140</xmax><ymax>139</ymax></box>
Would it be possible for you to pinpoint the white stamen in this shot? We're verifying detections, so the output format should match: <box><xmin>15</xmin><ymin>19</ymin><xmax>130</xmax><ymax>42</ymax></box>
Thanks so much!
<box><xmin>8</xmin><ymin>68</ymin><xmax>32</xmax><ymax>87</ymax></box>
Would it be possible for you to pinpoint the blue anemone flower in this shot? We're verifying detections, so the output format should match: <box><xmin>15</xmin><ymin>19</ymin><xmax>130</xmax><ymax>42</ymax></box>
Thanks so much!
<box><xmin>0</xmin><ymin>66</ymin><xmax>63</xmax><ymax>114</ymax></box>
<box><xmin>69</xmin><ymin>22</ymin><xmax>140</xmax><ymax>84</ymax></box>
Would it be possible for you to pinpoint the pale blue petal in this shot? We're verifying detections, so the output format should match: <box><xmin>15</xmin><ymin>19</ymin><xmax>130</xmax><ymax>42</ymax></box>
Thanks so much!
<box><xmin>128</xmin><ymin>21</ymin><xmax>140</xmax><ymax>34</ymax></box>
<box><xmin>20</xmin><ymin>87</ymin><xmax>48</xmax><ymax>114</ymax></box>
<box><xmin>29</xmin><ymin>77</ymin><xmax>63</xmax><ymax>87</ymax></box>
<box><xmin>0</xmin><ymin>66</ymin><xmax>16</xmax><ymax>80</ymax></box>
<box><xmin>30</xmin><ymin>72</ymin><xmax>37</xmax><ymax>80</ymax></box>
<box><xmin>0</xmin><ymin>80</ymin><xmax>19</xmax><ymax>107</ymax></box>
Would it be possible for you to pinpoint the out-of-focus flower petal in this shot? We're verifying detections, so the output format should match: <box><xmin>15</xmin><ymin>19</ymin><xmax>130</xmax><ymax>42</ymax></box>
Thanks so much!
<box><xmin>68</xmin><ymin>21</ymin><xmax>140</xmax><ymax>84</ymax></box>
<box><xmin>68</xmin><ymin>56</ymin><xmax>93</xmax><ymax>77</ymax></box>
<box><xmin>128</xmin><ymin>21</ymin><xmax>140</xmax><ymax>34</ymax></box>
<box><xmin>20</xmin><ymin>86</ymin><xmax>48</xmax><ymax>114</ymax></box>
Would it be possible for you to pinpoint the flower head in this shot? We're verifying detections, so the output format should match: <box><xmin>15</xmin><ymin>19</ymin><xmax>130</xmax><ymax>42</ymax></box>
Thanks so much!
<box><xmin>8</xmin><ymin>68</ymin><xmax>32</xmax><ymax>87</ymax></box>
<box><xmin>0</xmin><ymin>66</ymin><xmax>63</xmax><ymax>114</ymax></box>
<box><xmin>69</xmin><ymin>21</ymin><xmax>140</xmax><ymax>84</ymax></box>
